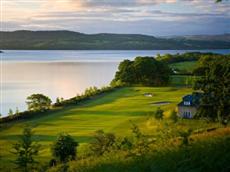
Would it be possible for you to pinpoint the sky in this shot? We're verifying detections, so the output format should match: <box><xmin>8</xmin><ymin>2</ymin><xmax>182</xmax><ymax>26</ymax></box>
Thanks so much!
<box><xmin>1</xmin><ymin>0</ymin><xmax>230</xmax><ymax>36</ymax></box>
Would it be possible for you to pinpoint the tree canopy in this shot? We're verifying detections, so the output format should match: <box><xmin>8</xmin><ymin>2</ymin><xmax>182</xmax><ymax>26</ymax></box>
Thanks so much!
<box><xmin>26</xmin><ymin>94</ymin><xmax>52</xmax><ymax>111</ymax></box>
<box><xmin>112</xmin><ymin>57</ymin><xmax>171</xmax><ymax>86</ymax></box>
<box><xmin>194</xmin><ymin>55</ymin><xmax>230</xmax><ymax>121</ymax></box>
<box><xmin>156</xmin><ymin>52</ymin><xmax>220</xmax><ymax>64</ymax></box>
<box><xmin>51</xmin><ymin>133</ymin><xmax>79</xmax><ymax>163</ymax></box>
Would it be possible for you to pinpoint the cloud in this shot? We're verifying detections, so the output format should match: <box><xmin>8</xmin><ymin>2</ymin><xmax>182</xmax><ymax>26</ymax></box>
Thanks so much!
<box><xmin>2</xmin><ymin>0</ymin><xmax>230</xmax><ymax>35</ymax></box>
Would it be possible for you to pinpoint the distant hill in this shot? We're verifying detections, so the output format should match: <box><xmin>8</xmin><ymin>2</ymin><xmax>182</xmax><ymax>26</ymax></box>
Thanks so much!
<box><xmin>0</xmin><ymin>30</ymin><xmax>230</xmax><ymax>50</ymax></box>
<box><xmin>171</xmin><ymin>34</ymin><xmax>230</xmax><ymax>42</ymax></box>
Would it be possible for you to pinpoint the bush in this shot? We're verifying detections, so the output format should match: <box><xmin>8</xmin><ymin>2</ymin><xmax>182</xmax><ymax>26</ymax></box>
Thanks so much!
<box><xmin>51</xmin><ymin>133</ymin><xmax>79</xmax><ymax>163</ymax></box>
<box><xmin>154</xmin><ymin>108</ymin><xmax>164</xmax><ymax>120</ymax></box>
<box><xmin>130</xmin><ymin>122</ymin><xmax>154</xmax><ymax>156</ymax></box>
<box><xmin>90</xmin><ymin>130</ymin><xmax>116</xmax><ymax>156</ymax></box>
<box><xmin>179</xmin><ymin>129</ymin><xmax>193</xmax><ymax>146</ymax></box>
<box><xmin>169</xmin><ymin>110</ymin><xmax>178</xmax><ymax>123</ymax></box>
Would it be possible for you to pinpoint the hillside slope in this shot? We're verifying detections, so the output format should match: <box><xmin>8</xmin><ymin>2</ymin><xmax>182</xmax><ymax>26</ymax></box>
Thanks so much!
<box><xmin>0</xmin><ymin>87</ymin><xmax>228</xmax><ymax>172</ymax></box>
<box><xmin>1</xmin><ymin>30</ymin><xmax>230</xmax><ymax>50</ymax></box>
<box><xmin>0</xmin><ymin>87</ymin><xmax>192</xmax><ymax>166</ymax></box>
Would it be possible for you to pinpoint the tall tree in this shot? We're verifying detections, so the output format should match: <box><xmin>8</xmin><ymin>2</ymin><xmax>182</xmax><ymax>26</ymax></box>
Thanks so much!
<box><xmin>12</xmin><ymin>127</ymin><xmax>40</xmax><ymax>172</ymax></box>
<box><xmin>194</xmin><ymin>55</ymin><xmax>230</xmax><ymax>121</ymax></box>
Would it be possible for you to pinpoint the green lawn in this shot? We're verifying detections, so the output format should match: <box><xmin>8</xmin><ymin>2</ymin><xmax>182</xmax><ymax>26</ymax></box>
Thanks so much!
<box><xmin>170</xmin><ymin>61</ymin><xmax>197</xmax><ymax>73</ymax></box>
<box><xmin>170</xmin><ymin>75</ymin><xmax>198</xmax><ymax>86</ymax></box>
<box><xmin>1</xmin><ymin>86</ymin><xmax>225</xmax><ymax>171</ymax></box>
<box><xmin>0</xmin><ymin>87</ymin><xmax>192</xmax><ymax>166</ymax></box>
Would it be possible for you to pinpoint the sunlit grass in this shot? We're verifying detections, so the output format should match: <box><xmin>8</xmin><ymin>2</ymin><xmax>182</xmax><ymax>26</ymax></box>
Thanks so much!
<box><xmin>1</xmin><ymin>86</ymin><xmax>226</xmax><ymax>171</ymax></box>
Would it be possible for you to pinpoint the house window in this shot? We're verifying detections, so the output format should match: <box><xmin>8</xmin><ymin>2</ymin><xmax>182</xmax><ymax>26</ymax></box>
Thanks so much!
<box><xmin>184</xmin><ymin>101</ymin><xmax>191</xmax><ymax>105</ymax></box>
<box><xmin>183</xmin><ymin>111</ymin><xmax>192</xmax><ymax>118</ymax></box>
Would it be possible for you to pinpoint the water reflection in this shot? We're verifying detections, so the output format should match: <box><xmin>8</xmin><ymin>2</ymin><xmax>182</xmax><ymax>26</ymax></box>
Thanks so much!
<box><xmin>1</xmin><ymin>62</ymin><xmax>118</xmax><ymax>116</ymax></box>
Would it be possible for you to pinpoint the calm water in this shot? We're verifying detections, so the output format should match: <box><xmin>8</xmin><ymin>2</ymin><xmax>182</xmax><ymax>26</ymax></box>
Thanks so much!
<box><xmin>0</xmin><ymin>49</ymin><xmax>229</xmax><ymax>116</ymax></box>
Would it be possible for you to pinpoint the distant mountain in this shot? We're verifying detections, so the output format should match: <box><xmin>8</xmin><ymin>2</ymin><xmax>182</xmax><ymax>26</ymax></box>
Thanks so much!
<box><xmin>170</xmin><ymin>34</ymin><xmax>230</xmax><ymax>42</ymax></box>
<box><xmin>0</xmin><ymin>30</ymin><xmax>229</xmax><ymax>50</ymax></box>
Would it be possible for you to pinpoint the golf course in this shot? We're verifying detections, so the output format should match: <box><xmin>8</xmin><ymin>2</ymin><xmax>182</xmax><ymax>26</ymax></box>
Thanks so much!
<box><xmin>0</xmin><ymin>53</ymin><xmax>229</xmax><ymax>172</ymax></box>
<box><xmin>0</xmin><ymin>87</ymin><xmax>190</xmax><ymax>162</ymax></box>
<box><xmin>1</xmin><ymin>86</ymin><xmax>228</xmax><ymax>171</ymax></box>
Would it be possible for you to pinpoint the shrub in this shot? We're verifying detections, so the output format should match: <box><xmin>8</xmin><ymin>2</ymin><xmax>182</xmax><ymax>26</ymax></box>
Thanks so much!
<box><xmin>130</xmin><ymin>122</ymin><xmax>154</xmax><ymax>156</ymax></box>
<box><xmin>51</xmin><ymin>133</ymin><xmax>79</xmax><ymax>163</ymax></box>
<box><xmin>154</xmin><ymin>107</ymin><xmax>164</xmax><ymax>120</ymax></box>
<box><xmin>90</xmin><ymin>130</ymin><xmax>116</xmax><ymax>156</ymax></box>
<box><xmin>169</xmin><ymin>110</ymin><xmax>178</xmax><ymax>123</ymax></box>
<box><xmin>179</xmin><ymin>129</ymin><xmax>193</xmax><ymax>146</ymax></box>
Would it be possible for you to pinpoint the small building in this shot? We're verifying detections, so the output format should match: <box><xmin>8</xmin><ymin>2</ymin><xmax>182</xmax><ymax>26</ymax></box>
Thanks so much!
<box><xmin>177</xmin><ymin>94</ymin><xmax>201</xmax><ymax>119</ymax></box>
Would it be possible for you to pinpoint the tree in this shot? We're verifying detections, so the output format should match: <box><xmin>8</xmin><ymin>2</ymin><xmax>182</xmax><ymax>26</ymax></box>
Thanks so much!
<box><xmin>26</xmin><ymin>94</ymin><xmax>52</xmax><ymax>111</ymax></box>
<box><xmin>154</xmin><ymin>107</ymin><xmax>164</xmax><ymax>120</ymax></box>
<box><xmin>90</xmin><ymin>130</ymin><xmax>116</xmax><ymax>156</ymax></box>
<box><xmin>16</xmin><ymin>107</ymin><xmax>20</xmax><ymax>115</ymax></box>
<box><xmin>130</xmin><ymin>122</ymin><xmax>153</xmax><ymax>156</ymax></box>
<box><xmin>169</xmin><ymin>110</ymin><xmax>178</xmax><ymax>123</ymax></box>
<box><xmin>112</xmin><ymin>57</ymin><xmax>171</xmax><ymax>86</ymax></box>
<box><xmin>12</xmin><ymin>127</ymin><xmax>40</xmax><ymax>172</ymax></box>
<box><xmin>179</xmin><ymin>129</ymin><xmax>193</xmax><ymax>146</ymax></box>
<box><xmin>194</xmin><ymin>55</ymin><xmax>230</xmax><ymax>121</ymax></box>
<box><xmin>8</xmin><ymin>109</ymin><xmax>14</xmax><ymax>116</ymax></box>
<box><xmin>51</xmin><ymin>133</ymin><xmax>78</xmax><ymax>163</ymax></box>
<box><xmin>56</xmin><ymin>97</ymin><xmax>60</xmax><ymax>104</ymax></box>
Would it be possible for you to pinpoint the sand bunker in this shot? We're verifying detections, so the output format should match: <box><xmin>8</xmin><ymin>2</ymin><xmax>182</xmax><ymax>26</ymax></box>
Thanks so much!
<box><xmin>150</xmin><ymin>101</ymin><xmax>171</xmax><ymax>106</ymax></box>
<box><xmin>144</xmin><ymin>93</ymin><xmax>153</xmax><ymax>97</ymax></box>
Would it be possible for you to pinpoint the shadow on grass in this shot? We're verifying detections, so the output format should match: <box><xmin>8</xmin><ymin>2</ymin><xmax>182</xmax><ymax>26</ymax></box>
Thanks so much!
<box><xmin>68</xmin><ymin>135</ymin><xmax>230</xmax><ymax>172</ymax></box>
<box><xmin>0</xmin><ymin>134</ymin><xmax>92</xmax><ymax>143</ymax></box>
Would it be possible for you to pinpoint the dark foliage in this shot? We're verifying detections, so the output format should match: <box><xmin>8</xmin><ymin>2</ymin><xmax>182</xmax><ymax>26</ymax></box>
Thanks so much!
<box><xmin>194</xmin><ymin>55</ymin><xmax>230</xmax><ymax>121</ymax></box>
<box><xmin>90</xmin><ymin>130</ymin><xmax>116</xmax><ymax>156</ymax></box>
<box><xmin>51</xmin><ymin>133</ymin><xmax>79</xmax><ymax>163</ymax></box>
<box><xmin>156</xmin><ymin>52</ymin><xmax>221</xmax><ymax>64</ymax></box>
<box><xmin>112</xmin><ymin>57</ymin><xmax>171</xmax><ymax>86</ymax></box>
<box><xmin>26</xmin><ymin>94</ymin><xmax>52</xmax><ymax>111</ymax></box>
<box><xmin>154</xmin><ymin>107</ymin><xmax>164</xmax><ymax>120</ymax></box>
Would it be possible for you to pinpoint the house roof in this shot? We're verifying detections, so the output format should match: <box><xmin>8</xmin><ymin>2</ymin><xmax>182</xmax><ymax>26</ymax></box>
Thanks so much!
<box><xmin>178</xmin><ymin>93</ymin><xmax>201</xmax><ymax>107</ymax></box>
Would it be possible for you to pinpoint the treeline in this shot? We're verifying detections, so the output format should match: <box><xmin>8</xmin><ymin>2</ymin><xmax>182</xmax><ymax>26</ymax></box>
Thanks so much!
<box><xmin>0</xmin><ymin>86</ymin><xmax>119</xmax><ymax>124</ymax></box>
<box><xmin>54</xmin><ymin>86</ymin><xmax>116</xmax><ymax>107</ymax></box>
<box><xmin>156</xmin><ymin>52</ymin><xmax>222</xmax><ymax>64</ymax></box>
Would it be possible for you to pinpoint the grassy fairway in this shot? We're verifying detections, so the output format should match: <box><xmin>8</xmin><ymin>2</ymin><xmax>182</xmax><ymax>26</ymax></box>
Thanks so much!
<box><xmin>170</xmin><ymin>61</ymin><xmax>197</xmax><ymax>73</ymax></box>
<box><xmin>0</xmin><ymin>87</ymin><xmax>192</xmax><ymax>166</ymax></box>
